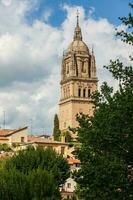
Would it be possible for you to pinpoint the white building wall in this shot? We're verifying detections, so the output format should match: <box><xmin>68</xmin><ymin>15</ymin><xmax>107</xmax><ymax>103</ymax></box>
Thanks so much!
<box><xmin>63</xmin><ymin>177</ymin><xmax>77</xmax><ymax>193</ymax></box>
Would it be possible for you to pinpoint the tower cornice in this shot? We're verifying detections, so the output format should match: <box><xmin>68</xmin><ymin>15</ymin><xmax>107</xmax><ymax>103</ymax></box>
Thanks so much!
<box><xmin>59</xmin><ymin>97</ymin><xmax>93</xmax><ymax>105</ymax></box>
<box><xmin>60</xmin><ymin>77</ymin><xmax>98</xmax><ymax>85</ymax></box>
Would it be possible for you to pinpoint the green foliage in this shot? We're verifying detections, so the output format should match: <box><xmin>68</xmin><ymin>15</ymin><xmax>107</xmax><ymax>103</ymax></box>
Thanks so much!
<box><xmin>0</xmin><ymin>144</ymin><xmax>11</xmax><ymax>152</ymax></box>
<box><xmin>0</xmin><ymin>168</ymin><xmax>30</xmax><ymax>200</ymax></box>
<box><xmin>53</xmin><ymin>114</ymin><xmax>61</xmax><ymax>141</ymax></box>
<box><xmin>0</xmin><ymin>147</ymin><xmax>70</xmax><ymax>199</ymax></box>
<box><xmin>0</xmin><ymin>159</ymin><xmax>6</xmax><ymax>170</ymax></box>
<box><xmin>117</xmin><ymin>3</ymin><xmax>133</xmax><ymax>46</ymax></box>
<box><xmin>0</xmin><ymin>167</ymin><xmax>60</xmax><ymax>200</ymax></box>
<box><xmin>63</xmin><ymin>131</ymin><xmax>72</xmax><ymax>142</ymax></box>
<box><xmin>28</xmin><ymin>168</ymin><xmax>60</xmax><ymax>200</ymax></box>
<box><xmin>75</xmin><ymin>78</ymin><xmax>133</xmax><ymax>199</ymax></box>
<box><xmin>74</xmin><ymin>4</ymin><xmax>133</xmax><ymax>200</ymax></box>
<box><xmin>5</xmin><ymin>147</ymin><xmax>70</xmax><ymax>186</ymax></box>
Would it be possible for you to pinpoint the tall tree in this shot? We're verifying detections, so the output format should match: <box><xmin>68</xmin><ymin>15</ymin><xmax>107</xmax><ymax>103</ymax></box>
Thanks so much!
<box><xmin>74</xmin><ymin>3</ymin><xmax>133</xmax><ymax>200</ymax></box>
<box><xmin>53</xmin><ymin>114</ymin><xmax>61</xmax><ymax>141</ymax></box>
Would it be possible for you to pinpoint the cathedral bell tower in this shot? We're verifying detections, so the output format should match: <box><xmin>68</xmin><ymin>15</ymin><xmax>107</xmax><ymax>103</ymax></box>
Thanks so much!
<box><xmin>59</xmin><ymin>14</ymin><xmax>98</xmax><ymax>134</ymax></box>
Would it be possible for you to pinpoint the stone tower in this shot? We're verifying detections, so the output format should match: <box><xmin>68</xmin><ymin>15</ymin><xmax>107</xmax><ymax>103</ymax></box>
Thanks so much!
<box><xmin>59</xmin><ymin>14</ymin><xmax>98</xmax><ymax>134</ymax></box>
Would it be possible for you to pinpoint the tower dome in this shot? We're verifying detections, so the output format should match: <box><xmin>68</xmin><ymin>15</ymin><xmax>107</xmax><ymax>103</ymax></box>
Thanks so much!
<box><xmin>67</xmin><ymin>12</ymin><xmax>89</xmax><ymax>54</ymax></box>
<box><xmin>61</xmin><ymin>12</ymin><xmax>97</xmax><ymax>82</ymax></box>
<box><xmin>67</xmin><ymin>40</ymin><xmax>89</xmax><ymax>54</ymax></box>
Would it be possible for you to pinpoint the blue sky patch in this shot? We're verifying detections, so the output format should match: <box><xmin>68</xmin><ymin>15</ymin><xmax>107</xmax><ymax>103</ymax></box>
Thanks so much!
<box><xmin>26</xmin><ymin>0</ymin><xmax>131</xmax><ymax>26</ymax></box>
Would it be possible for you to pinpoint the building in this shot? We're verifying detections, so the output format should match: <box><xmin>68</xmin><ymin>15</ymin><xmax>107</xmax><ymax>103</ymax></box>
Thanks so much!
<box><xmin>59</xmin><ymin>15</ymin><xmax>98</xmax><ymax>135</ymax></box>
<box><xmin>0</xmin><ymin>127</ymin><xmax>73</xmax><ymax>158</ymax></box>
<box><xmin>0</xmin><ymin>126</ymin><xmax>28</xmax><ymax>146</ymax></box>
<box><xmin>61</xmin><ymin>158</ymin><xmax>80</xmax><ymax>199</ymax></box>
<box><xmin>27</xmin><ymin>135</ymin><xmax>70</xmax><ymax>157</ymax></box>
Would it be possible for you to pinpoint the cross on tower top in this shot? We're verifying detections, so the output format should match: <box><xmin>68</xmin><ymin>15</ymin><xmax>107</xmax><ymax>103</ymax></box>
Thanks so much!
<box><xmin>74</xmin><ymin>9</ymin><xmax>82</xmax><ymax>41</ymax></box>
<box><xmin>76</xmin><ymin>9</ymin><xmax>80</xmax><ymax>26</ymax></box>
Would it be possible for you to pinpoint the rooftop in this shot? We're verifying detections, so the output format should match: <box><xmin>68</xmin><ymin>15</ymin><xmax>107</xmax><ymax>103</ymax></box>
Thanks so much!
<box><xmin>67</xmin><ymin>158</ymin><xmax>80</xmax><ymax>165</ymax></box>
<box><xmin>0</xmin><ymin>127</ymin><xmax>28</xmax><ymax>137</ymax></box>
<box><xmin>28</xmin><ymin>135</ymin><xmax>68</xmax><ymax>145</ymax></box>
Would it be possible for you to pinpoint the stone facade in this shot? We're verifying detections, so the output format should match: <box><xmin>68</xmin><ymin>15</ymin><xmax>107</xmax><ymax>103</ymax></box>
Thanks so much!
<box><xmin>59</xmin><ymin>16</ymin><xmax>98</xmax><ymax>134</ymax></box>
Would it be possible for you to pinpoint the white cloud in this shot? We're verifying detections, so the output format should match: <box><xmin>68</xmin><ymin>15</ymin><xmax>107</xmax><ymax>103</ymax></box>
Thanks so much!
<box><xmin>88</xmin><ymin>6</ymin><xmax>95</xmax><ymax>17</ymax></box>
<box><xmin>42</xmin><ymin>8</ymin><xmax>53</xmax><ymax>22</ymax></box>
<box><xmin>1</xmin><ymin>0</ymin><xmax>12</xmax><ymax>6</ymax></box>
<box><xmin>0</xmin><ymin>1</ymin><xmax>132</xmax><ymax>134</ymax></box>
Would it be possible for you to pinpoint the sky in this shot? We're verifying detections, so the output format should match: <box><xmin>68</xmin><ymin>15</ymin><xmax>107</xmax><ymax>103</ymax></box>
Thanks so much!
<box><xmin>27</xmin><ymin>0</ymin><xmax>131</xmax><ymax>26</ymax></box>
<box><xmin>0</xmin><ymin>0</ymin><xmax>132</xmax><ymax>134</ymax></box>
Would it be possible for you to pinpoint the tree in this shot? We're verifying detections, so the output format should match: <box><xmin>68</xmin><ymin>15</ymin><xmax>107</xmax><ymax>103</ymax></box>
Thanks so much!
<box><xmin>63</xmin><ymin>131</ymin><xmax>72</xmax><ymax>142</ymax></box>
<box><xmin>0</xmin><ymin>164</ymin><xmax>61</xmax><ymax>200</ymax></box>
<box><xmin>28</xmin><ymin>168</ymin><xmax>60</xmax><ymax>200</ymax></box>
<box><xmin>2</xmin><ymin>147</ymin><xmax>70</xmax><ymax>199</ymax></box>
<box><xmin>0</xmin><ymin>168</ymin><xmax>30</xmax><ymax>200</ymax></box>
<box><xmin>74</xmin><ymin>3</ymin><xmax>133</xmax><ymax>200</ymax></box>
<box><xmin>53</xmin><ymin>114</ymin><xmax>61</xmax><ymax>141</ymax></box>
<box><xmin>5</xmin><ymin>147</ymin><xmax>70</xmax><ymax>187</ymax></box>
<box><xmin>117</xmin><ymin>3</ymin><xmax>133</xmax><ymax>46</ymax></box>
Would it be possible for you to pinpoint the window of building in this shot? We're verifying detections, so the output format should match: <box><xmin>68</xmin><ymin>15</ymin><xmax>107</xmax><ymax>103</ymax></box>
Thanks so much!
<box><xmin>76</xmin><ymin>163</ymin><xmax>80</xmax><ymax>168</ymax></box>
<box><xmin>21</xmin><ymin>137</ymin><xmax>25</xmax><ymax>143</ymax></box>
<box><xmin>61</xmin><ymin>147</ymin><xmax>65</xmax><ymax>155</ymax></box>
<box><xmin>83</xmin><ymin>89</ymin><xmax>86</xmax><ymax>97</ymax></box>
<box><xmin>78</xmin><ymin>88</ymin><xmax>81</xmax><ymax>97</ymax></box>
<box><xmin>88</xmin><ymin>89</ymin><xmax>91</xmax><ymax>97</ymax></box>
<box><xmin>67</xmin><ymin>183</ymin><xmax>71</xmax><ymax>188</ymax></box>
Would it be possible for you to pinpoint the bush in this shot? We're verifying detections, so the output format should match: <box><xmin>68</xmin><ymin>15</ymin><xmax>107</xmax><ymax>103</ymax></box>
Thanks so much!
<box><xmin>0</xmin><ymin>144</ymin><xmax>11</xmax><ymax>152</ymax></box>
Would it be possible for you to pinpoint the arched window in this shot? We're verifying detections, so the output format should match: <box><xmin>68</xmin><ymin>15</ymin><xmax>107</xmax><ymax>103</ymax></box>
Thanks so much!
<box><xmin>83</xmin><ymin>89</ymin><xmax>86</xmax><ymax>97</ymax></box>
<box><xmin>78</xmin><ymin>88</ymin><xmax>81</xmax><ymax>97</ymax></box>
<box><xmin>88</xmin><ymin>89</ymin><xmax>91</xmax><ymax>97</ymax></box>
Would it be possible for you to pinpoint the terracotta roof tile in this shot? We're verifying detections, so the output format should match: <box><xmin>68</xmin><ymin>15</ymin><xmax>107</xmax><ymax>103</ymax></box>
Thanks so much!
<box><xmin>28</xmin><ymin>135</ymin><xmax>38</xmax><ymax>142</ymax></box>
<box><xmin>0</xmin><ymin>129</ymin><xmax>14</xmax><ymax>136</ymax></box>
<box><xmin>67</xmin><ymin>158</ymin><xmax>80</xmax><ymax>165</ymax></box>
